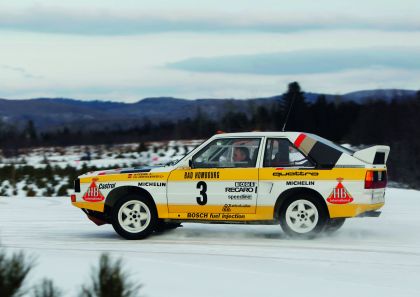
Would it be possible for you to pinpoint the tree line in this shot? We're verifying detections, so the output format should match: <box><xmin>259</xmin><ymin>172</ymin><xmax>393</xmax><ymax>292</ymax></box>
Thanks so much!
<box><xmin>1</xmin><ymin>82</ymin><xmax>420</xmax><ymax>188</ymax></box>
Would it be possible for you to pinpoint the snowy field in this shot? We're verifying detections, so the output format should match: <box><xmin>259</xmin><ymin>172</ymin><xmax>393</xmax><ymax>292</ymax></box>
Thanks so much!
<box><xmin>0</xmin><ymin>188</ymin><xmax>420</xmax><ymax>297</ymax></box>
<box><xmin>0</xmin><ymin>140</ymin><xmax>202</xmax><ymax>197</ymax></box>
<box><xmin>0</xmin><ymin>140</ymin><xmax>202</xmax><ymax>170</ymax></box>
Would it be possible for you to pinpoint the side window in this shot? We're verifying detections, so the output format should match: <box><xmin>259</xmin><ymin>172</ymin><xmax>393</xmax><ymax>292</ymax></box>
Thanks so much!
<box><xmin>192</xmin><ymin>138</ymin><xmax>261</xmax><ymax>168</ymax></box>
<box><xmin>263</xmin><ymin>138</ymin><xmax>313</xmax><ymax>168</ymax></box>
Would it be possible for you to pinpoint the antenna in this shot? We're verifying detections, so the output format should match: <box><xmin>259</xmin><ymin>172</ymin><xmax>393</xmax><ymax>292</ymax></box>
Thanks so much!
<box><xmin>281</xmin><ymin>91</ymin><xmax>297</xmax><ymax>132</ymax></box>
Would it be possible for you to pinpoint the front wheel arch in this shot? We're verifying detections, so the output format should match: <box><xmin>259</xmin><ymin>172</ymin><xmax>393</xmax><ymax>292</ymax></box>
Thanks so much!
<box><xmin>105</xmin><ymin>186</ymin><xmax>157</xmax><ymax>218</ymax></box>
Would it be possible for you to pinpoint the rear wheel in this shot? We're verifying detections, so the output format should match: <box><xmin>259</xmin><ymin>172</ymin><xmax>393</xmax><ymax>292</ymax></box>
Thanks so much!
<box><xmin>111</xmin><ymin>195</ymin><xmax>157</xmax><ymax>240</ymax></box>
<box><xmin>324</xmin><ymin>218</ymin><xmax>346</xmax><ymax>233</ymax></box>
<box><xmin>280</xmin><ymin>195</ymin><xmax>327</xmax><ymax>238</ymax></box>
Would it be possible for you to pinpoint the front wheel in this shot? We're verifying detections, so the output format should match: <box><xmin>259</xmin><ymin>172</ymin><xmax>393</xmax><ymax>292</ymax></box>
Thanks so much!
<box><xmin>111</xmin><ymin>195</ymin><xmax>157</xmax><ymax>240</ymax></box>
<box><xmin>280</xmin><ymin>196</ymin><xmax>327</xmax><ymax>238</ymax></box>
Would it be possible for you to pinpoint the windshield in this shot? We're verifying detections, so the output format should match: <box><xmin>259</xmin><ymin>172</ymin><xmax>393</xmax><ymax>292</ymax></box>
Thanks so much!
<box><xmin>165</xmin><ymin>140</ymin><xmax>206</xmax><ymax>166</ymax></box>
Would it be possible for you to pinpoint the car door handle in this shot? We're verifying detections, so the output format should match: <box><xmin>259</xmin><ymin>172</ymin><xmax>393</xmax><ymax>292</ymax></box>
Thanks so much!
<box><xmin>259</xmin><ymin>182</ymin><xmax>273</xmax><ymax>194</ymax></box>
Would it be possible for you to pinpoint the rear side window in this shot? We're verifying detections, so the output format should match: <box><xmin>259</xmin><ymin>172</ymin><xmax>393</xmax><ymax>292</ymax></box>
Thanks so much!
<box><xmin>306</xmin><ymin>133</ymin><xmax>354</xmax><ymax>155</ymax></box>
<box><xmin>263</xmin><ymin>138</ymin><xmax>313</xmax><ymax>168</ymax></box>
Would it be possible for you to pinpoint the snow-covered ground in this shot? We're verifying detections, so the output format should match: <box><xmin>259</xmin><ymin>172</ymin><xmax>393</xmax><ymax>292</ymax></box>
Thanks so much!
<box><xmin>0</xmin><ymin>140</ymin><xmax>202</xmax><ymax>170</ymax></box>
<box><xmin>0</xmin><ymin>188</ymin><xmax>419</xmax><ymax>297</ymax></box>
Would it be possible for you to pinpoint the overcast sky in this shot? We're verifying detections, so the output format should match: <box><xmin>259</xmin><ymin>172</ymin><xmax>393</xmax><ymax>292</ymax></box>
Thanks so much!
<box><xmin>1</xmin><ymin>0</ymin><xmax>419</xmax><ymax>101</ymax></box>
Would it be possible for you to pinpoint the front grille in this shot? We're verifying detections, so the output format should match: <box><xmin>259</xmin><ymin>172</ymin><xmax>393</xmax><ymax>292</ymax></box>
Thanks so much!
<box><xmin>74</xmin><ymin>178</ymin><xmax>80</xmax><ymax>193</ymax></box>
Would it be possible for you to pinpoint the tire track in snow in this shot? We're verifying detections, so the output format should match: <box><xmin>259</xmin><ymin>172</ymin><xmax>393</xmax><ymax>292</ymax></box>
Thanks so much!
<box><xmin>3</xmin><ymin>240</ymin><xmax>420</xmax><ymax>269</ymax></box>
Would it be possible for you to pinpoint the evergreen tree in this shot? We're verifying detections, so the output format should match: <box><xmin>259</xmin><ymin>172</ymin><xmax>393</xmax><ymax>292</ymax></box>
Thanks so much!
<box><xmin>279</xmin><ymin>82</ymin><xmax>308</xmax><ymax>131</ymax></box>
<box><xmin>33</xmin><ymin>279</ymin><xmax>61</xmax><ymax>297</ymax></box>
<box><xmin>0</xmin><ymin>249</ymin><xmax>34</xmax><ymax>297</ymax></box>
<box><xmin>79</xmin><ymin>254</ymin><xmax>141</xmax><ymax>297</ymax></box>
<box><xmin>24</xmin><ymin>120</ymin><xmax>37</xmax><ymax>143</ymax></box>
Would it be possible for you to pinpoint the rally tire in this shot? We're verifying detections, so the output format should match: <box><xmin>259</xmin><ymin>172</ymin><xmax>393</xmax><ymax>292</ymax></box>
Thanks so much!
<box><xmin>155</xmin><ymin>220</ymin><xmax>182</xmax><ymax>233</ymax></box>
<box><xmin>324</xmin><ymin>218</ymin><xmax>346</xmax><ymax>234</ymax></box>
<box><xmin>111</xmin><ymin>195</ymin><xmax>157</xmax><ymax>240</ymax></box>
<box><xmin>279</xmin><ymin>194</ymin><xmax>327</xmax><ymax>238</ymax></box>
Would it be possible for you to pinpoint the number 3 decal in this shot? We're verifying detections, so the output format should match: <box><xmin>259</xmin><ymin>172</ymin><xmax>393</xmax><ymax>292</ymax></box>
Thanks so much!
<box><xmin>196</xmin><ymin>181</ymin><xmax>207</xmax><ymax>205</ymax></box>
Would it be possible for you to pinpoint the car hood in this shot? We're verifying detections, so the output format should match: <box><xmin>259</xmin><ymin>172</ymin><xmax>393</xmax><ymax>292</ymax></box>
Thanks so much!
<box><xmin>80</xmin><ymin>166</ymin><xmax>163</xmax><ymax>178</ymax></box>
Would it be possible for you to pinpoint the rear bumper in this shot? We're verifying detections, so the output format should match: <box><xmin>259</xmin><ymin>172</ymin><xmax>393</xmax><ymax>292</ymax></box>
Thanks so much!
<box><xmin>328</xmin><ymin>202</ymin><xmax>384</xmax><ymax>218</ymax></box>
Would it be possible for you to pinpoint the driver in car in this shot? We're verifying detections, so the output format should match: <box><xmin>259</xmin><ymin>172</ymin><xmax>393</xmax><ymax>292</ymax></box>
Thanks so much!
<box><xmin>233</xmin><ymin>146</ymin><xmax>251</xmax><ymax>167</ymax></box>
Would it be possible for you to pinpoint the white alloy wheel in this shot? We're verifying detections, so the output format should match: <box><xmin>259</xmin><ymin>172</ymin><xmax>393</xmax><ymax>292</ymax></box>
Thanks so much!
<box><xmin>285</xmin><ymin>199</ymin><xmax>319</xmax><ymax>234</ymax></box>
<box><xmin>117</xmin><ymin>200</ymin><xmax>151</xmax><ymax>233</ymax></box>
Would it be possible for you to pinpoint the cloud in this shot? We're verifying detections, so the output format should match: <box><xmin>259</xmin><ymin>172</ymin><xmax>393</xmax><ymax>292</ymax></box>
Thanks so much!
<box><xmin>167</xmin><ymin>48</ymin><xmax>420</xmax><ymax>75</ymax></box>
<box><xmin>0</xmin><ymin>64</ymin><xmax>43</xmax><ymax>79</ymax></box>
<box><xmin>1</xmin><ymin>5</ymin><xmax>420</xmax><ymax>35</ymax></box>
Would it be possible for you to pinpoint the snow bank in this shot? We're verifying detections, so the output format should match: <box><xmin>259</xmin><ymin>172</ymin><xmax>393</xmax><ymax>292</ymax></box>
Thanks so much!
<box><xmin>0</xmin><ymin>188</ymin><xmax>419</xmax><ymax>297</ymax></box>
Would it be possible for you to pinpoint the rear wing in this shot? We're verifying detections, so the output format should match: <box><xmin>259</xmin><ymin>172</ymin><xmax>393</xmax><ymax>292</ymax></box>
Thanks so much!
<box><xmin>353</xmin><ymin>145</ymin><xmax>390</xmax><ymax>165</ymax></box>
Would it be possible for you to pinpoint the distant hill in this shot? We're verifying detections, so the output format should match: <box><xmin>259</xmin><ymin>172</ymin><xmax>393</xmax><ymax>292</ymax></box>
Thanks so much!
<box><xmin>341</xmin><ymin>89</ymin><xmax>417</xmax><ymax>103</ymax></box>
<box><xmin>0</xmin><ymin>89</ymin><xmax>417</xmax><ymax>131</ymax></box>
<box><xmin>0</xmin><ymin>97</ymin><xmax>279</xmax><ymax>131</ymax></box>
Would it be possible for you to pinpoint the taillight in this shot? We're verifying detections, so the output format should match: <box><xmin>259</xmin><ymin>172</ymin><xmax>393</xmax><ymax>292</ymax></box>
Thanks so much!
<box><xmin>365</xmin><ymin>170</ymin><xmax>387</xmax><ymax>189</ymax></box>
<box><xmin>365</xmin><ymin>171</ymin><xmax>374</xmax><ymax>188</ymax></box>
<box><xmin>71</xmin><ymin>194</ymin><xmax>76</xmax><ymax>202</ymax></box>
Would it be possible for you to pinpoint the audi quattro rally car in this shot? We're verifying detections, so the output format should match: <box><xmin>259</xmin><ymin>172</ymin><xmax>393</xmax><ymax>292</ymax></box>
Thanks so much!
<box><xmin>71</xmin><ymin>132</ymin><xmax>389</xmax><ymax>239</ymax></box>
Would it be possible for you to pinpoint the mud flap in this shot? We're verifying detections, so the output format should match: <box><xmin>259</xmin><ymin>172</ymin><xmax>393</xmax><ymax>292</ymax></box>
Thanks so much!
<box><xmin>81</xmin><ymin>209</ymin><xmax>108</xmax><ymax>226</ymax></box>
<box><xmin>357</xmin><ymin>211</ymin><xmax>381</xmax><ymax>217</ymax></box>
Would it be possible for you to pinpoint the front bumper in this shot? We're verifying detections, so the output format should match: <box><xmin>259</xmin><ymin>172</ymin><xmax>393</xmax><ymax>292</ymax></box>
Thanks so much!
<box><xmin>72</xmin><ymin>201</ymin><xmax>105</xmax><ymax>212</ymax></box>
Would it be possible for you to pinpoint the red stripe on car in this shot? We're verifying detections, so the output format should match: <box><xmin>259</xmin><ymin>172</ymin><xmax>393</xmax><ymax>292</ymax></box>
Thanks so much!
<box><xmin>294</xmin><ymin>133</ymin><xmax>306</xmax><ymax>147</ymax></box>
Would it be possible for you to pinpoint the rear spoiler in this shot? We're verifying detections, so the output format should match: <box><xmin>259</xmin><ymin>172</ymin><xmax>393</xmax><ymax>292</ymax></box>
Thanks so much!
<box><xmin>353</xmin><ymin>145</ymin><xmax>390</xmax><ymax>164</ymax></box>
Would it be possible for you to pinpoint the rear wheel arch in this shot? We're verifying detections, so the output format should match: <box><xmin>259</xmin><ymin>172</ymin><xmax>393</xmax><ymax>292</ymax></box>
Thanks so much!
<box><xmin>273</xmin><ymin>187</ymin><xmax>330</xmax><ymax>220</ymax></box>
<box><xmin>105</xmin><ymin>186</ymin><xmax>157</xmax><ymax>217</ymax></box>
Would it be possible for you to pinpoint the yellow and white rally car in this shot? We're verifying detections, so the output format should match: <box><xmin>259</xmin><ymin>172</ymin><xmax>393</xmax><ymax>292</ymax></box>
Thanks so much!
<box><xmin>71</xmin><ymin>132</ymin><xmax>389</xmax><ymax>239</ymax></box>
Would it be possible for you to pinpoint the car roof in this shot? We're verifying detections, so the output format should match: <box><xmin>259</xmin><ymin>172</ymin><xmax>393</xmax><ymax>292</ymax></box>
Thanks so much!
<box><xmin>213</xmin><ymin>131</ymin><xmax>301</xmax><ymax>138</ymax></box>
<box><xmin>214</xmin><ymin>131</ymin><xmax>354</xmax><ymax>155</ymax></box>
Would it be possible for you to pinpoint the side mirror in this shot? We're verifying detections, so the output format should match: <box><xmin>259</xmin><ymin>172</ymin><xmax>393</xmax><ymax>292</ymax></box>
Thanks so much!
<box><xmin>189</xmin><ymin>159</ymin><xmax>193</xmax><ymax>169</ymax></box>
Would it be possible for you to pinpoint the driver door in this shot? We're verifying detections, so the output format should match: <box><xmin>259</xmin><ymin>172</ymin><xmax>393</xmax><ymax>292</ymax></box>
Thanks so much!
<box><xmin>166</xmin><ymin>138</ymin><xmax>261</xmax><ymax>219</ymax></box>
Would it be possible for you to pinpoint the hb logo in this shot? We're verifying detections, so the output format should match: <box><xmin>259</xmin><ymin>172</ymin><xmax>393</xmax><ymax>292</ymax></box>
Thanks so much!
<box><xmin>88</xmin><ymin>187</ymin><xmax>99</xmax><ymax>197</ymax></box>
<box><xmin>333</xmin><ymin>188</ymin><xmax>346</xmax><ymax>198</ymax></box>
